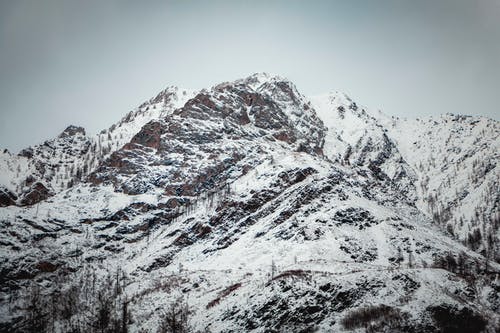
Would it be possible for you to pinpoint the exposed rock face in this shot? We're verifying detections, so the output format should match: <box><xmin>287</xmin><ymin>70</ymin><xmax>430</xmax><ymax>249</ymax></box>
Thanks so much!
<box><xmin>89</xmin><ymin>75</ymin><xmax>326</xmax><ymax>195</ymax></box>
<box><xmin>18</xmin><ymin>182</ymin><xmax>51</xmax><ymax>206</ymax></box>
<box><xmin>0</xmin><ymin>187</ymin><xmax>17</xmax><ymax>207</ymax></box>
<box><xmin>0</xmin><ymin>125</ymin><xmax>91</xmax><ymax>206</ymax></box>
<box><xmin>126</xmin><ymin>121</ymin><xmax>164</xmax><ymax>150</ymax></box>
<box><xmin>58</xmin><ymin>125</ymin><xmax>86</xmax><ymax>138</ymax></box>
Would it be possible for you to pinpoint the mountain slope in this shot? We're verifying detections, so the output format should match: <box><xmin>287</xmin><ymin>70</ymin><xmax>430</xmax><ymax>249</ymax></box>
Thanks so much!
<box><xmin>381</xmin><ymin>114</ymin><xmax>499</xmax><ymax>261</ymax></box>
<box><xmin>311</xmin><ymin>93</ymin><xmax>499</xmax><ymax>262</ymax></box>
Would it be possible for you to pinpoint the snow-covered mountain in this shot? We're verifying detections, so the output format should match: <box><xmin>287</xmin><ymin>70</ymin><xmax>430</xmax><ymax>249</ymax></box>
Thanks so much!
<box><xmin>0</xmin><ymin>86</ymin><xmax>197</xmax><ymax>207</ymax></box>
<box><xmin>0</xmin><ymin>73</ymin><xmax>498</xmax><ymax>333</ymax></box>
<box><xmin>311</xmin><ymin>92</ymin><xmax>499</xmax><ymax>263</ymax></box>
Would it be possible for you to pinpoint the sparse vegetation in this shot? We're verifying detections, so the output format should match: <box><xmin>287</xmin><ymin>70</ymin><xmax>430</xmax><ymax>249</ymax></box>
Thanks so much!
<box><xmin>341</xmin><ymin>304</ymin><xmax>404</xmax><ymax>331</ymax></box>
<box><xmin>428</xmin><ymin>305</ymin><xmax>487</xmax><ymax>333</ymax></box>
<box><xmin>158</xmin><ymin>298</ymin><xmax>191</xmax><ymax>333</ymax></box>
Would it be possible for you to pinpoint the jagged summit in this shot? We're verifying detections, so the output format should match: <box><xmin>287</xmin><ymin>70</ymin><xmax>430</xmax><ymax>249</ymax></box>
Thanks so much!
<box><xmin>236</xmin><ymin>71</ymin><xmax>282</xmax><ymax>84</ymax></box>
<box><xmin>147</xmin><ymin>85</ymin><xmax>181</xmax><ymax>105</ymax></box>
<box><xmin>58</xmin><ymin>125</ymin><xmax>86</xmax><ymax>138</ymax></box>
<box><xmin>88</xmin><ymin>73</ymin><xmax>325</xmax><ymax>195</ymax></box>
<box><xmin>215</xmin><ymin>72</ymin><xmax>292</xmax><ymax>92</ymax></box>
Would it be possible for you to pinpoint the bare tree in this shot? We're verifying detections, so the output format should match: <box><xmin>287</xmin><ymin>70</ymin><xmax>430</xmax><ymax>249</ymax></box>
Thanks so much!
<box><xmin>157</xmin><ymin>298</ymin><xmax>190</xmax><ymax>333</ymax></box>
<box><xmin>25</xmin><ymin>283</ymin><xmax>48</xmax><ymax>333</ymax></box>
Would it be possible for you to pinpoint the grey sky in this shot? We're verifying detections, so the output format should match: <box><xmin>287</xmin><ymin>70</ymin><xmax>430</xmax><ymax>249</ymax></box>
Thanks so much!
<box><xmin>1</xmin><ymin>0</ymin><xmax>499</xmax><ymax>152</ymax></box>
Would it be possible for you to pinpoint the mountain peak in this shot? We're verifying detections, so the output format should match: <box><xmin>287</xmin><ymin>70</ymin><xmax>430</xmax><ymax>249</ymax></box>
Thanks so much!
<box><xmin>149</xmin><ymin>85</ymin><xmax>179</xmax><ymax>105</ymax></box>
<box><xmin>58</xmin><ymin>125</ymin><xmax>86</xmax><ymax>138</ymax></box>
<box><xmin>230</xmin><ymin>72</ymin><xmax>290</xmax><ymax>90</ymax></box>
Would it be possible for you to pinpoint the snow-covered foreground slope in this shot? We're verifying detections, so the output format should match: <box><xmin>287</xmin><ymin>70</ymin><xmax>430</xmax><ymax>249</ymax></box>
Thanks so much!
<box><xmin>0</xmin><ymin>74</ymin><xmax>499</xmax><ymax>332</ymax></box>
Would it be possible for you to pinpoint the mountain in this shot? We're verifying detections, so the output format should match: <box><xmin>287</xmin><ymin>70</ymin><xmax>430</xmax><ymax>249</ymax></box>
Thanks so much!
<box><xmin>311</xmin><ymin>92</ymin><xmax>499</xmax><ymax>262</ymax></box>
<box><xmin>0</xmin><ymin>86</ymin><xmax>197</xmax><ymax>207</ymax></box>
<box><xmin>0</xmin><ymin>73</ymin><xmax>498</xmax><ymax>333</ymax></box>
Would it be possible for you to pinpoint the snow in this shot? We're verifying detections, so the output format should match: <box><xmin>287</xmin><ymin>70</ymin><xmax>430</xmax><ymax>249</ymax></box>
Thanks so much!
<box><xmin>0</xmin><ymin>73</ymin><xmax>498</xmax><ymax>332</ymax></box>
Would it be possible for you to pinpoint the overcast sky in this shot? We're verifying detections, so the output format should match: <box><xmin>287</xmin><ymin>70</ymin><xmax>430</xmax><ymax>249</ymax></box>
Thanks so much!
<box><xmin>1</xmin><ymin>0</ymin><xmax>499</xmax><ymax>152</ymax></box>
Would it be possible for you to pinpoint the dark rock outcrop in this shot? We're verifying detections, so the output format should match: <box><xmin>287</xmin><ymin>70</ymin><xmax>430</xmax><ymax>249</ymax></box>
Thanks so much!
<box><xmin>0</xmin><ymin>187</ymin><xmax>17</xmax><ymax>207</ymax></box>
<box><xmin>19</xmin><ymin>182</ymin><xmax>51</xmax><ymax>206</ymax></box>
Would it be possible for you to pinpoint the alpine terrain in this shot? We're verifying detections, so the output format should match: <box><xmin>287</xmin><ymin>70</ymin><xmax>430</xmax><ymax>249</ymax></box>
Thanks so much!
<box><xmin>0</xmin><ymin>73</ymin><xmax>499</xmax><ymax>333</ymax></box>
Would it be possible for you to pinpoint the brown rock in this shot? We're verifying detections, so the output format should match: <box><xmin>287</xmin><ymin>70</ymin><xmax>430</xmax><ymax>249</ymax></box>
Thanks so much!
<box><xmin>129</xmin><ymin>121</ymin><xmax>163</xmax><ymax>150</ymax></box>
<box><xmin>0</xmin><ymin>187</ymin><xmax>17</xmax><ymax>207</ymax></box>
<box><xmin>36</xmin><ymin>261</ymin><xmax>58</xmax><ymax>273</ymax></box>
<box><xmin>19</xmin><ymin>182</ymin><xmax>51</xmax><ymax>206</ymax></box>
